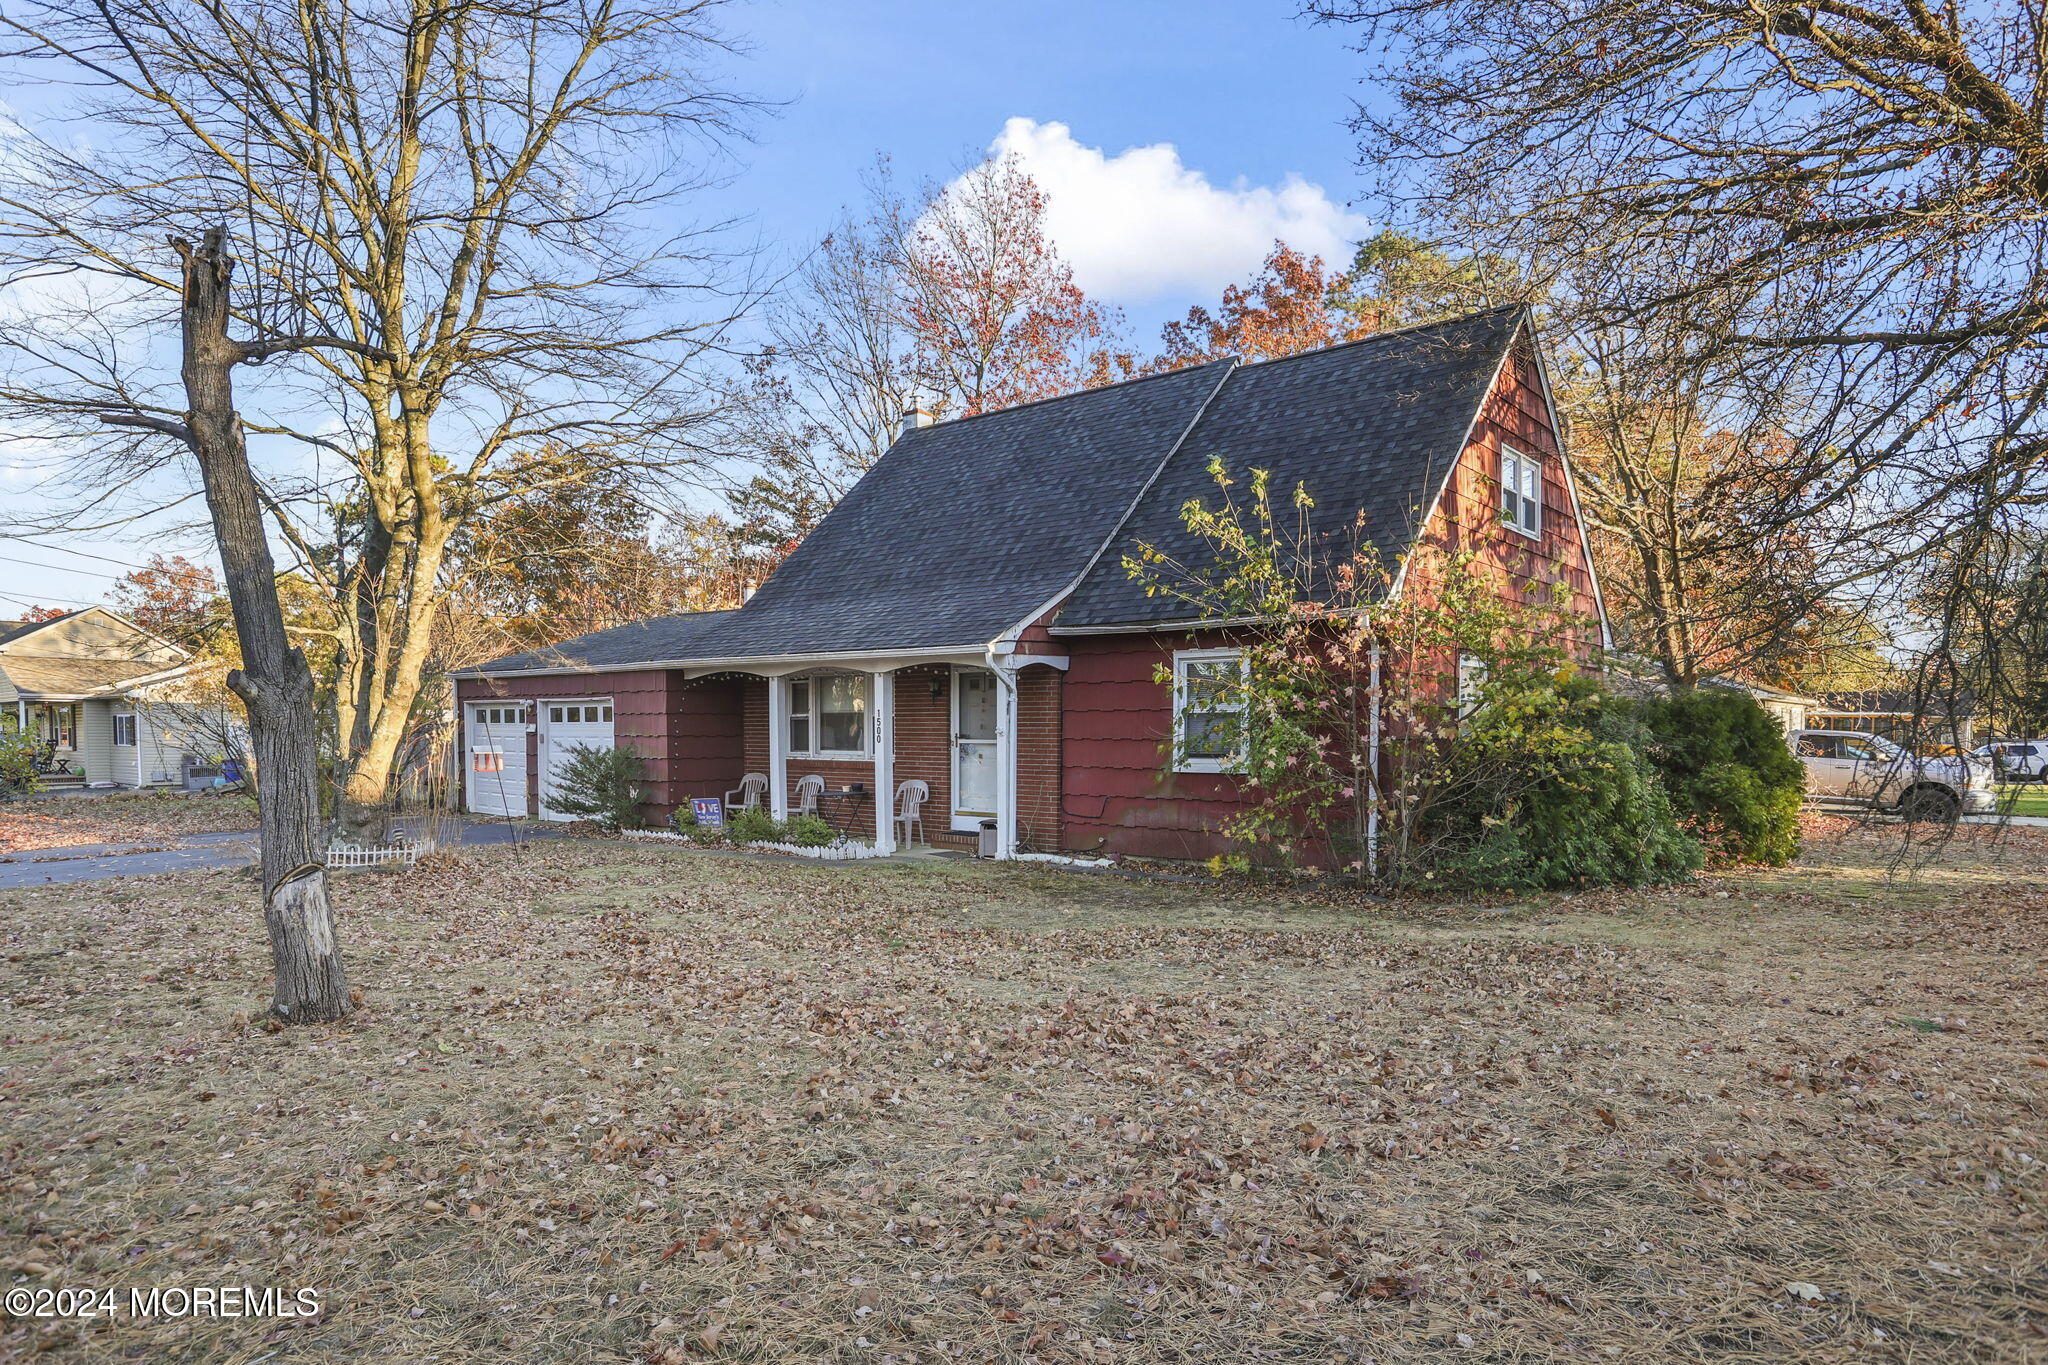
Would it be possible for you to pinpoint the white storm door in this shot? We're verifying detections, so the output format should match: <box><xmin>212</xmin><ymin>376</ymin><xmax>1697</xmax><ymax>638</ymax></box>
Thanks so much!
<box><xmin>951</xmin><ymin>667</ymin><xmax>999</xmax><ymax>832</ymax></box>
<box><xmin>539</xmin><ymin>698</ymin><xmax>615</xmax><ymax>821</ymax></box>
<box><xmin>465</xmin><ymin>703</ymin><xmax>530</xmax><ymax>817</ymax></box>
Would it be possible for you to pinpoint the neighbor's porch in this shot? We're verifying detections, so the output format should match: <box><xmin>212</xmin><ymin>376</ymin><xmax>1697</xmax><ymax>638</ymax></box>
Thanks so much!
<box><xmin>6</xmin><ymin>697</ymin><xmax>117</xmax><ymax>787</ymax></box>
<box><xmin>687</xmin><ymin>657</ymin><xmax>1063</xmax><ymax>858</ymax></box>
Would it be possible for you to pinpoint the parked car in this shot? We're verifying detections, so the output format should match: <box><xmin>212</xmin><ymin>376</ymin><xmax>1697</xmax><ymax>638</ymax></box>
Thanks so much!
<box><xmin>1790</xmin><ymin>729</ymin><xmax>1998</xmax><ymax>820</ymax></box>
<box><xmin>1972</xmin><ymin>740</ymin><xmax>2048</xmax><ymax>783</ymax></box>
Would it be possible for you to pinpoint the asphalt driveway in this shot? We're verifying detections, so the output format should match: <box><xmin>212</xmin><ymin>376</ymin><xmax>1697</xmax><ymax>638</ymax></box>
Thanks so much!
<box><xmin>0</xmin><ymin>819</ymin><xmax>562</xmax><ymax>890</ymax></box>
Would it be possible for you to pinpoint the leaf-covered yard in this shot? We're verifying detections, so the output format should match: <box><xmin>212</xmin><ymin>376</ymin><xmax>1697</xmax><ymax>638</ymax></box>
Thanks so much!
<box><xmin>0</xmin><ymin>791</ymin><xmax>258</xmax><ymax>854</ymax></box>
<box><xmin>2</xmin><ymin>827</ymin><xmax>2042</xmax><ymax>1362</ymax></box>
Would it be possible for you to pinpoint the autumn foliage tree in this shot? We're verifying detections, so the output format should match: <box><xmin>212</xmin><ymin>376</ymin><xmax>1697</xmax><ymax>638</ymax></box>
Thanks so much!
<box><xmin>896</xmin><ymin>156</ymin><xmax>1130</xmax><ymax>417</ymax></box>
<box><xmin>110</xmin><ymin>553</ymin><xmax>223</xmax><ymax>648</ymax></box>
<box><xmin>1155</xmin><ymin>243</ymin><xmax>1374</xmax><ymax>369</ymax></box>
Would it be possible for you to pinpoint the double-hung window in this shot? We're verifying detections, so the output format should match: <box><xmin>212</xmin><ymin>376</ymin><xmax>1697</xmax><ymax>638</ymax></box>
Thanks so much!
<box><xmin>1457</xmin><ymin>654</ymin><xmax>1490</xmax><ymax>727</ymax></box>
<box><xmin>1173</xmin><ymin>649</ymin><xmax>1247</xmax><ymax>773</ymax></box>
<box><xmin>788</xmin><ymin>673</ymin><xmax>868</xmax><ymax>757</ymax></box>
<box><xmin>112</xmin><ymin>713</ymin><xmax>138</xmax><ymax>747</ymax></box>
<box><xmin>1500</xmin><ymin>446</ymin><xmax>1541</xmax><ymax>538</ymax></box>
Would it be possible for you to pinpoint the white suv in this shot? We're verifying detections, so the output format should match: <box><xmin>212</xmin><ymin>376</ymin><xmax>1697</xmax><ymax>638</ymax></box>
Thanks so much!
<box><xmin>1790</xmin><ymin>730</ymin><xmax>1998</xmax><ymax>821</ymax></box>
<box><xmin>1973</xmin><ymin>740</ymin><xmax>2047</xmax><ymax>783</ymax></box>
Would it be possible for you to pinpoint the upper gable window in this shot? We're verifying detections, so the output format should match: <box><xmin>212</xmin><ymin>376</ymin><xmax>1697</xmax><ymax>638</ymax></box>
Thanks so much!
<box><xmin>1500</xmin><ymin>446</ymin><xmax>1541</xmax><ymax>538</ymax></box>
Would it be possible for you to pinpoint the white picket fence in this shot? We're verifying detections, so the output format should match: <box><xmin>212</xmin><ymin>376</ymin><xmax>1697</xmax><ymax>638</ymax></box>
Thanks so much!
<box><xmin>621</xmin><ymin>828</ymin><xmax>890</xmax><ymax>860</ymax></box>
<box><xmin>327</xmin><ymin>839</ymin><xmax>435</xmax><ymax>869</ymax></box>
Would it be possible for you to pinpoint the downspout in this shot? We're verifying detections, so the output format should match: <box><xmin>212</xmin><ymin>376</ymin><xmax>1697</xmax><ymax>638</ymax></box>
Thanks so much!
<box><xmin>1367</xmin><ymin>638</ymin><xmax>1382</xmax><ymax>880</ymax></box>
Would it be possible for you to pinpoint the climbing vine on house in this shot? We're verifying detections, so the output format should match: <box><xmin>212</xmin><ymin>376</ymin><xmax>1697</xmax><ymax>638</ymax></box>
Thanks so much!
<box><xmin>1125</xmin><ymin>456</ymin><xmax>1691</xmax><ymax>888</ymax></box>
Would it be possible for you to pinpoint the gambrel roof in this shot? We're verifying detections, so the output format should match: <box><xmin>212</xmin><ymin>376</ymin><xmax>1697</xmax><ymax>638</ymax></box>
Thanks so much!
<box><xmin>461</xmin><ymin>308</ymin><xmax>1533</xmax><ymax>676</ymax></box>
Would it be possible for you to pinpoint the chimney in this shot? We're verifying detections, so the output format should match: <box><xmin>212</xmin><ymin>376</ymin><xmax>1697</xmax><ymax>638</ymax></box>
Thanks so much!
<box><xmin>899</xmin><ymin>404</ymin><xmax>933</xmax><ymax>438</ymax></box>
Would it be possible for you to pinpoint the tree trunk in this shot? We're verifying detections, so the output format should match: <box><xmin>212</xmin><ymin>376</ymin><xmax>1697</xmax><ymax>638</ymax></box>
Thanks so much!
<box><xmin>174</xmin><ymin>227</ymin><xmax>351</xmax><ymax>1024</ymax></box>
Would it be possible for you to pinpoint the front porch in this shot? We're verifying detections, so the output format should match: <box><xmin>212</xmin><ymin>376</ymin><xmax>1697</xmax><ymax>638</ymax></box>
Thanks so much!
<box><xmin>706</xmin><ymin>658</ymin><xmax>1064</xmax><ymax>858</ymax></box>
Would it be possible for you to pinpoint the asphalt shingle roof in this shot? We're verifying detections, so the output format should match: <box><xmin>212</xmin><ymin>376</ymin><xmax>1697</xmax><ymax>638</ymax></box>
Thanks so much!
<box><xmin>1055</xmin><ymin>308</ymin><xmax>1524</xmax><ymax>628</ymax></box>
<box><xmin>463</xmin><ymin>309</ymin><xmax>1528</xmax><ymax>674</ymax></box>
<box><xmin>0</xmin><ymin>654</ymin><xmax>176</xmax><ymax>698</ymax></box>
<box><xmin>461</xmin><ymin>610</ymin><xmax>739</xmax><ymax>675</ymax></box>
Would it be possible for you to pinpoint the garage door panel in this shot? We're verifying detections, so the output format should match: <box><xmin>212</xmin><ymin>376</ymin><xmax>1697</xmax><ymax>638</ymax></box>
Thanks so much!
<box><xmin>466</xmin><ymin>703</ymin><xmax>530</xmax><ymax>817</ymax></box>
<box><xmin>540</xmin><ymin>698</ymin><xmax>615</xmax><ymax>821</ymax></box>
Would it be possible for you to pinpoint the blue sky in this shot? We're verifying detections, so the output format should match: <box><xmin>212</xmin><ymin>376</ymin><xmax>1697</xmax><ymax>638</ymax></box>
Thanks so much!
<box><xmin>1</xmin><ymin>0</ymin><xmax>1378</xmax><ymax>613</ymax></box>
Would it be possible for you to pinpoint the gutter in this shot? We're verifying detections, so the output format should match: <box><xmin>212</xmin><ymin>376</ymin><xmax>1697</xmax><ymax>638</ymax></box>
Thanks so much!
<box><xmin>451</xmin><ymin>642</ymin><xmax>998</xmax><ymax>682</ymax></box>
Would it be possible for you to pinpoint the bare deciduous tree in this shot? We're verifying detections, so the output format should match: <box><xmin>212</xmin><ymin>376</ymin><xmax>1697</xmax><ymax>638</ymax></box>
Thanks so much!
<box><xmin>1312</xmin><ymin>0</ymin><xmax>2048</xmax><ymax>711</ymax></box>
<box><xmin>0</xmin><ymin>0</ymin><xmax>760</xmax><ymax>838</ymax></box>
<box><xmin>138</xmin><ymin>228</ymin><xmax>351</xmax><ymax>1022</ymax></box>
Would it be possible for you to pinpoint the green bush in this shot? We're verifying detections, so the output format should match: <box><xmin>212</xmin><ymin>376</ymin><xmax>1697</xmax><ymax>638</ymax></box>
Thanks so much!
<box><xmin>0</xmin><ymin>729</ymin><xmax>43</xmax><ymax>794</ymax></box>
<box><xmin>544</xmin><ymin>745</ymin><xmax>644</xmax><ymax>831</ymax></box>
<box><xmin>782</xmin><ymin>813</ymin><xmax>837</xmax><ymax>848</ymax></box>
<box><xmin>1636</xmin><ymin>688</ymin><xmax>1805</xmax><ymax>865</ymax></box>
<box><xmin>727</xmin><ymin>806</ymin><xmax>783</xmax><ymax>843</ymax></box>
<box><xmin>1420</xmin><ymin>675</ymin><xmax>1703</xmax><ymax>891</ymax></box>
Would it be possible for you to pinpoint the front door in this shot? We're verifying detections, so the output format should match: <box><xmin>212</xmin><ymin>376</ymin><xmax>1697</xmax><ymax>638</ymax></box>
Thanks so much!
<box><xmin>951</xmin><ymin>667</ymin><xmax>998</xmax><ymax>832</ymax></box>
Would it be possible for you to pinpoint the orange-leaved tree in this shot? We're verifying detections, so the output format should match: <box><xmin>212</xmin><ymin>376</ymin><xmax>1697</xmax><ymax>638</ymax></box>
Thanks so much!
<box><xmin>1154</xmin><ymin>243</ymin><xmax>1376</xmax><ymax>370</ymax></box>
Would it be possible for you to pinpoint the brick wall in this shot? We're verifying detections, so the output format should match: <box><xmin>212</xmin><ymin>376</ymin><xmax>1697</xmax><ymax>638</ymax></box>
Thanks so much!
<box><xmin>1015</xmin><ymin>665</ymin><xmax>1062</xmax><ymax>853</ymax></box>
<box><xmin>736</xmin><ymin>663</ymin><xmax>1062</xmax><ymax>851</ymax></box>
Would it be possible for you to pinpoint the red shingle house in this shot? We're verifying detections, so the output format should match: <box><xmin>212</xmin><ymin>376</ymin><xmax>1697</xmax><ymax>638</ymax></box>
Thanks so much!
<box><xmin>452</xmin><ymin>307</ymin><xmax>1609</xmax><ymax>860</ymax></box>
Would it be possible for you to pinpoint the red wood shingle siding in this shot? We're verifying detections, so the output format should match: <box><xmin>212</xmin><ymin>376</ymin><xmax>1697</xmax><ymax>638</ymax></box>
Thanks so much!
<box><xmin>1056</xmin><ymin>340</ymin><xmax>1603</xmax><ymax>863</ymax></box>
<box><xmin>1059</xmin><ymin>629</ymin><xmax>1248</xmax><ymax>862</ymax></box>
<box><xmin>455</xmin><ymin>670</ymin><xmax>744</xmax><ymax>824</ymax></box>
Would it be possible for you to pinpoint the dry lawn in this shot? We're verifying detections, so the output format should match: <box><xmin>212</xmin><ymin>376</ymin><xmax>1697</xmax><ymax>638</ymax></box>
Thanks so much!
<box><xmin>0</xmin><ymin>791</ymin><xmax>258</xmax><ymax>854</ymax></box>
<box><xmin>1</xmin><ymin>824</ymin><xmax>2043</xmax><ymax>1363</ymax></box>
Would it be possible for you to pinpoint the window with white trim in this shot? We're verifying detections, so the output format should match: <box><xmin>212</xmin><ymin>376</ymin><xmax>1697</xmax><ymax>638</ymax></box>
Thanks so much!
<box><xmin>1173</xmin><ymin>649</ymin><xmax>1247</xmax><ymax>773</ymax></box>
<box><xmin>787</xmin><ymin>673</ymin><xmax>868</xmax><ymax>757</ymax></box>
<box><xmin>546</xmin><ymin>702</ymin><xmax>612</xmax><ymax>724</ymax></box>
<box><xmin>1457</xmin><ymin>654</ymin><xmax>1490</xmax><ymax>725</ymax></box>
<box><xmin>1500</xmin><ymin>446</ymin><xmax>1542</xmax><ymax>537</ymax></box>
<box><xmin>112</xmin><ymin>713</ymin><xmax>137</xmax><ymax>746</ymax></box>
<box><xmin>471</xmin><ymin>704</ymin><xmax>528</xmax><ymax>727</ymax></box>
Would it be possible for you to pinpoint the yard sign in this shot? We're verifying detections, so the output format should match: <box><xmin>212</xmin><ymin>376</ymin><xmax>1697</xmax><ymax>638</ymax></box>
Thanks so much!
<box><xmin>692</xmin><ymin>797</ymin><xmax>725</xmax><ymax>829</ymax></box>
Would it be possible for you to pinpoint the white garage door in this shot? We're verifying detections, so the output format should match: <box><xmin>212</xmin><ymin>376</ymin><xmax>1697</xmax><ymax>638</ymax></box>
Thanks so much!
<box><xmin>539</xmin><ymin>698</ymin><xmax>615</xmax><ymax>821</ymax></box>
<box><xmin>465</xmin><ymin>702</ymin><xmax>531</xmax><ymax>817</ymax></box>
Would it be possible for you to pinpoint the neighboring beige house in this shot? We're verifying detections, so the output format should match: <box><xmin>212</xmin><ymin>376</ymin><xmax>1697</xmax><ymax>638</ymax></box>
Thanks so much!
<box><xmin>0</xmin><ymin>608</ymin><xmax>231</xmax><ymax>789</ymax></box>
<box><xmin>1730</xmin><ymin>678</ymin><xmax>1820</xmax><ymax>734</ymax></box>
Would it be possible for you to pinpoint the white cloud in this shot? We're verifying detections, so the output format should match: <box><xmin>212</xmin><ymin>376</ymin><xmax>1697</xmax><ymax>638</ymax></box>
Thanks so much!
<box><xmin>981</xmin><ymin>117</ymin><xmax>1371</xmax><ymax>306</ymax></box>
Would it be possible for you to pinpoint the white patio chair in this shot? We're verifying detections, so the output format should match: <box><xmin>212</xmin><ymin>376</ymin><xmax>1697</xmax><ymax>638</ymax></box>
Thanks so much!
<box><xmin>793</xmin><ymin>773</ymin><xmax>825</xmax><ymax>817</ymax></box>
<box><xmin>725</xmin><ymin>772</ymin><xmax>768</xmax><ymax>812</ymax></box>
<box><xmin>894</xmin><ymin>779</ymin><xmax>929</xmax><ymax>848</ymax></box>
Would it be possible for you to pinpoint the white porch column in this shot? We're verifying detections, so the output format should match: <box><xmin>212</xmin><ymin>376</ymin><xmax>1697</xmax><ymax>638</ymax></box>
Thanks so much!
<box><xmin>994</xmin><ymin>667</ymin><xmax>1019</xmax><ymax>859</ymax></box>
<box><xmin>766</xmin><ymin>674</ymin><xmax>790</xmax><ymax>820</ymax></box>
<box><xmin>870</xmin><ymin>669</ymin><xmax>896</xmax><ymax>854</ymax></box>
